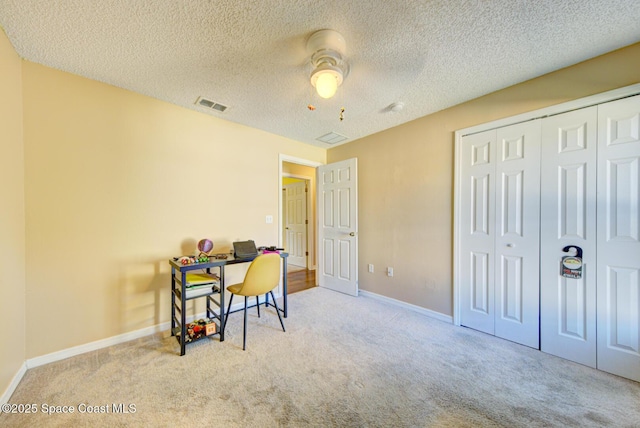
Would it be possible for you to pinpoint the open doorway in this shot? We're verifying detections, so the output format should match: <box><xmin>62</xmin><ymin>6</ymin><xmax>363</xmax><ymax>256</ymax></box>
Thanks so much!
<box><xmin>279</xmin><ymin>155</ymin><xmax>359</xmax><ymax>297</ymax></box>
<box><xmin>279</xmin><ymin>155</ymin><xmax>321</xmax><ymax>293</ymax></box>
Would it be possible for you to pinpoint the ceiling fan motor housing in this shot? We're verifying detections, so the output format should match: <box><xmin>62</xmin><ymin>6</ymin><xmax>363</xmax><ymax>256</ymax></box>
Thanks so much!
<box><xmin>307</xmin><ymin>30</ymin><xmax>349</xmax><ymax>89</ymax></box>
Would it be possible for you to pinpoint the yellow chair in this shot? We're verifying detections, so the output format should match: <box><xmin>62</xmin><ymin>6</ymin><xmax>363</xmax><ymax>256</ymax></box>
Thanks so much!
<box><xmin>223</xmin><ymin>253</ymin><xmax>285</xmax><ymax>350</ymax></box>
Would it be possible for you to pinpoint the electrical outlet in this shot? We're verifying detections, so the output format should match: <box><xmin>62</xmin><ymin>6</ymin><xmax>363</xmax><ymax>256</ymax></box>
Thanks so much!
<box><xmin>387</xmin><ymin>267</ymin><xmax>393</xmax><ymax>277</ymax></box>
<box><xmin>368</xmin><ymin>264</ymin><xmax>374</xmax><ymax>273</ymax></box>
<box><xmin>265</xmin><ymin>215</ymin><xmax>273</xmax><ymax>224</ymax></box>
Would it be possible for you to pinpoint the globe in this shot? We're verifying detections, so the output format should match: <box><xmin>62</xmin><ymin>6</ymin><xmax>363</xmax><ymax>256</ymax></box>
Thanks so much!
<box><xmin>197</xmin><ymin>239</ymin><xmax>213</xmax><ymax>255</ymax></box>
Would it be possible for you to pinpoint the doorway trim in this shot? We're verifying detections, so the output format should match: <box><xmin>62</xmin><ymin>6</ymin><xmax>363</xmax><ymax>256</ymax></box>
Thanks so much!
<box><xmin>279</xmin><ymin>154</ymin><xmax>323</xmax><ymax>271</ymax></box>
<box><xmin>453</xmin><ymin>82</ymin><xmax>640</xmax><ymax>326</ymax></box>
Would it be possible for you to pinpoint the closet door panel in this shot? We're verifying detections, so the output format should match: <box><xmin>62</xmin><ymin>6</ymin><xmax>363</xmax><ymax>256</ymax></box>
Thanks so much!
<box><xmin>459</xmin><ymin>130</ymin><xmax>497</xmax><ymax>335</ymax></box>
<box><xmin>494</xmin><ymin>120</ymin><xmax>541</xmax><ymax>348</ymax></box>
<box><xmin>540</xmin><ymin>107</ymin><xmax>597</xmax><ymax>367</ymax></box>
<box><xmin>597</xmin><ymin>95</ymin><xmax>640</xmax><ymax>382</ymax></box>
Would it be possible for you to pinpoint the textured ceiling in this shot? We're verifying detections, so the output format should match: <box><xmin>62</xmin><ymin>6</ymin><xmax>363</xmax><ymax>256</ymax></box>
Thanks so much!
<box><xmin>1</xmin><ymin>1</ymin><xmax>639</xmax><ymax>148</ymax></box>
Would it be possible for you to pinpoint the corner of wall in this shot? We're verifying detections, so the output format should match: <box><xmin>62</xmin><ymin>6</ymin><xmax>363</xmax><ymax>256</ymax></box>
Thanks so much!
<box><xmin>0</xmin><ymin>27</ymin><xmax>27</xmax><ymax>404</ymax></box>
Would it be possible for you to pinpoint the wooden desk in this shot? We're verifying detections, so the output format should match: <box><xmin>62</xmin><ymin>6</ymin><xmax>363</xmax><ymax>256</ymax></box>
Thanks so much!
<box><xmin>169</xmin><ymin>252</ymin><xmax>289</xmax><ymax>355</ymax></box>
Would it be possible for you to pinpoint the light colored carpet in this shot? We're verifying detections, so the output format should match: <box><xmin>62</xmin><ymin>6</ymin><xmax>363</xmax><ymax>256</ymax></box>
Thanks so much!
<box><xmin>2</xmin><ymin>287</ymin><xmax>639</xmax><ymax>427</ymax></box>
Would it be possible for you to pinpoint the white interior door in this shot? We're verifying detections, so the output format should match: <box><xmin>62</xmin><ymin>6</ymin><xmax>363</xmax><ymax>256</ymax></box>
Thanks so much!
<box><xmin>540</xmin><ymin>106</ymin><xmax>598</xmax><ymax>367</ymax></box>
<box><xmin>596</xmin><ymin>95</ymin><xmax>640</xmax><ymax>382</ymax></box>
<box><xmin>459</xmin><ymin>121</ymin><xmax>541</xmax><ymax>348</ymax></box>
<box><xmin>494</xmin><ymin>121</ymin><xmax>541</xmax><ymax>348</ymax></box>
<box><xmin>284</xmin><ymin>181</ymin><xmax>307</xmax><ymax>267</ymax></box>
<box><xmin>459</xmin><ymin>129</ymin><xmax>497</xmax><ymax>335</ymax></box>
<box><xmin>317</xmin><ymin>158</ymin><xmax>358</xmax><ymax>296</ymax></box>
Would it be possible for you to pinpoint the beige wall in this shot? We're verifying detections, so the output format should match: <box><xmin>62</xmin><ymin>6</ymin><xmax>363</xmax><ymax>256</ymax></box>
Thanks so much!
<box><xmin>0</xmin><ymin>29</ymin><xmax>26</xmax><ymax>397</ymax></box>
<box><xmin>3</xmin><ymin>25</ymin><xmax>639</xmax><ymax>391</ymax></box>
<box><xmin>328</xmin><ymin>42</ymin><xmax>640</xmax><ymax>316</ymax></box>
<box><xmin>21</xmin><ymin>62</ymin><xmax>325</xmax><ymax>358</ymax></box>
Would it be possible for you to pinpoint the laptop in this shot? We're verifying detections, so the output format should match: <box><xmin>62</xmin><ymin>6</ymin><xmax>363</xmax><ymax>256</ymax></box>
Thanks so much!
<box><xmin>233</xmin><ymin>240</ymin><xmax>258</xmax><ymax>259</ymax></box>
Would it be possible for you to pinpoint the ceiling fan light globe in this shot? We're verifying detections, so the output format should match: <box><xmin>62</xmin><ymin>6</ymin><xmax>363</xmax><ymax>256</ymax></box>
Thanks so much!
<box><xmin>315</xmin><ymin>72</ymin><xmax>339</xmax><ymax>99</ymax></box>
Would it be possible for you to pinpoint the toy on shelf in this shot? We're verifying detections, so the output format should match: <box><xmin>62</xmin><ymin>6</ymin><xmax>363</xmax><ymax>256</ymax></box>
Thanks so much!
<box><xmin>184</xmin><ymin>318</ymin><xmax>217</xmax><ymax>343</ymax></box>
<box><xmin>174</xmin><ymin>239</ymin><xmax>215</xmax><ymax>265</ymax></box>
<box><xmin>178</xmin><ymin>255</ymin><xmax>208</xmax><ymax>265</ymax></box>
<box><xmin>197</xmin><ymin>239</ymin><xmax>213</xmax><ymax>258</ymax></box>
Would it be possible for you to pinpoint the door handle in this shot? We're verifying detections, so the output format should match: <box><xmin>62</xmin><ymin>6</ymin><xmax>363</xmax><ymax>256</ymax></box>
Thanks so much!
<box><xmin>349</xmin><ymin>232</ymin><xmax>356</xmax><ymax>236</ymax></box>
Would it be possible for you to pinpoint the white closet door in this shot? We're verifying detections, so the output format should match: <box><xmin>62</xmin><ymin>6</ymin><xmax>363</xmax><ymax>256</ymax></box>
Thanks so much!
<box><xmin>596</xmin><ymin>95</ymin><xmax>640</xmax><ymax>382</ymax></box>
<box><xmin>460</xmin><ymin>121</ymin><xmax>541</xmax><ymax>348</ymax></box>
<box><xmin>494</xmin><ymin>121</ymin><xmax>541</xmax><ymax>348</ymax></box>
<box><xmin>459</xmin><ymin>129</ymin><xmax>497</xmax><ymax>335</ymax></box>
<box><xmin>540</xmin><ymin>107</ymin><xmax>598</xmax><ymax>367</ymax></box>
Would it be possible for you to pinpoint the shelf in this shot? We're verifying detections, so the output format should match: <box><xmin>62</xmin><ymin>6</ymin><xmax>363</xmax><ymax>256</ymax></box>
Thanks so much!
<box><xmin>185</xmin><ymin>272</ymin><xmax>220</xmax><ymax>285</ymax></box>
<box><xmin>173</xmin><ymin>285</ymin><xmax>220</xmax><ymax>300</ymax></box>
<box><xmin>171</xmin><ymin>262</ymin><xmax>225</xmax><ymax>356</ymax></box>
<box><xmin>171</xmin><ymin>320</ymin><xmax>220</xmax><ymax>345</ymax></box>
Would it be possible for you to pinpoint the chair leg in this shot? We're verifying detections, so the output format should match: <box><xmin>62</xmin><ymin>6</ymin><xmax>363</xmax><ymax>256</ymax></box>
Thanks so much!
<box><xmin>256</xmin><ymin>296</ymin><xmax>260</xmax><ymax>317</ymax></box>
<box><xmin>269</xmin><ymin>291</ymin><xmax>286</xmax><ymax>332</ymax></box>
<box><xmin>223</xmin><ymin>293</ymin><xmax>234</xmax><ymax>335</ymax></box>
<box><xmin>243</xmin><ymin>296</ymin><xmax>248</xmax><ymax>351</ymax></box>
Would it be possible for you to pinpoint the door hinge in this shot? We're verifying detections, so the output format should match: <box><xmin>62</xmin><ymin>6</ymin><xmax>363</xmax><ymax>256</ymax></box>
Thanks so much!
<box><xmin>306</xmin><ymin>251</ymin><xmax>309</xmax><ymax>256</ymax></box>
<box><xmin>305</xmin><ymin>220</ymin><xmax>308</xmax><ymax>224</ymax></box>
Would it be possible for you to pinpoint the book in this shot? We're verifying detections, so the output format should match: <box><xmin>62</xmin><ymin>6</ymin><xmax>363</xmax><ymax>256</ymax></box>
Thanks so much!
<box><xmin>185</xmin><ymin>272</ymin><xmax>220</xmax><ymax>286</ymax></box>
<box><xmin>184</xmin><ymin>285</ymin><xmax>218</xmax><ymax>299</ymax></box>
<box><xmin>186</xmin><ymin>282</ymin><xmax>216</xmax><ymax>290</ymax></box>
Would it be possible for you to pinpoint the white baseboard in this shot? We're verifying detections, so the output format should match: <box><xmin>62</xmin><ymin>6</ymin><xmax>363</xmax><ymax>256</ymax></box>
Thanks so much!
<box><xmin>25</xmin><ymin>300</ymin><xmax>237</xmax><ymax>369</ymax></box>
<box><xmin>4</xmin><ymin>315</ymin><xmax>204</xmax><ymax>401</ymax></box>
<box><xmin>25</xmin><ymin>291</ymin><xmax>285</xmax><ymax>369</ymax></box>
<box><xmin>26</xmin><ymin>322</ymin><xmax>172</xmax><ymax>369</ymax></box>
<box><xmin>359</xmin><ymin>289</ymin><xmax>453</xmax><ymax>324</ymax></box>
<box><xmin>1</xmin><ymin>362</ymin><xmax>27</xmax><ymax>405</ymax></box>
<box><xmin>5</xmin><ymin>290</ymin><xmax>289</xmax><ymax>399</ymax></box>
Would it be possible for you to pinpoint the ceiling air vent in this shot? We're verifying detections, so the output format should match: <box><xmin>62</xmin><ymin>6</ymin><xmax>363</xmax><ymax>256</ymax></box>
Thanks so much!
<box><xmin>195</xmin><ymin>96</ymin><xmax>228</xmax><ymax>112</ymax></box>
<box><xmin>317</xmin><ymin>132</ymin><xmax>348</xmax><ymax>144</ymax></box>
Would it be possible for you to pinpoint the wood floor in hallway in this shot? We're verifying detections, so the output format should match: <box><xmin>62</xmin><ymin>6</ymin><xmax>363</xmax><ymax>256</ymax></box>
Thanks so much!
<box><xmin>287</xmin><ymin>268</ymin><xmax>316</xmax><ymax>294</ymax></box>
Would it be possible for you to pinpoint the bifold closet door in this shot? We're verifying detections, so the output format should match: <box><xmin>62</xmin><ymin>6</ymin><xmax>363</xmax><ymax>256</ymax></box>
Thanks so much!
<box><xmin>459</xmin><ymin>129</ymin><xmax>497</xmax><ymax>336</ymax></box>
<box><xmin>540</xmin><ymin>106</ymin><xmax>598</xmax><ymax>367</ymax></box>
<box><xmin>494</xmin><ymin>122</ymin><xmax>541</xmax><ymax>348</ymax></box>
<box><xmin>460</xmin><ymin>121</ymin><xmax>541</xmax><ymax>348</ymax></box>
<box><xmin>596</xmin><ymin>95</ymin><xmax>640</xmax><ymax>382</ymax></box>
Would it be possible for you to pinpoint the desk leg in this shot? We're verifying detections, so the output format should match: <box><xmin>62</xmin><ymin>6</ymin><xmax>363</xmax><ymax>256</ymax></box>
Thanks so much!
<box><xmin>283</xmin><ymin>258</ymin><xmax>288</xmax><ymax>318</ymax></box>
<box><xmin>219</xmin><ymin>266</ymin><xmax>225</xmax><ymax>342</ymax></box>
<box><xmin>180</xmin><ymin>271</ymin><xmax>187</xmax><ymax>356</ymax></box>
<box><xmin>170</xmin><ymin>267</ymin><xmax>176</xmax><ymax>335</ymax></box>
